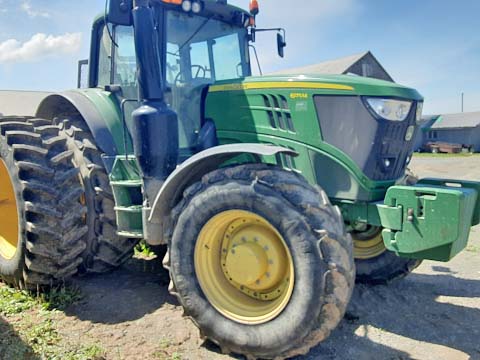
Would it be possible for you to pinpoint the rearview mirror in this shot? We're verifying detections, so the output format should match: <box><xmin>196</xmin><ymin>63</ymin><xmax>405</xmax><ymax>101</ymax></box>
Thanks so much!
<box><xmin>277</xmin><ymin>33</ymin><xmax>286</xmax><ymax>58</ymax></box>
<box><xmin>108</xmin><ymin>0</ymin><xmax>133</xmax><ymax>26</ymax></box>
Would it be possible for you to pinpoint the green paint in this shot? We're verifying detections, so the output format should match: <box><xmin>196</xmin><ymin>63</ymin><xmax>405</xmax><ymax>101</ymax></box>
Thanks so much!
<box><xmin>206</xmin><ymin>74</ymin><xmax>480</xmax><ymax>262</ymax></box>
<box><xmin>206</xmin><ymin>73</ymin><xmax>419</xmax><ymax>200</ymax></box>
<box><xmin>416</xmin><ymin>178</ymin><xmax>480</xmax><ymax>225</ymax></box>
<box><xmin>109</xmin><ymin>156</ymin><xmax>144</xmax><ymax>238</ymax></box>
<box><xmin>71</xmin><ymin>88</ymin><xmax>132</xmax><ymax>154</ymax></box>
<box><xmin>378</xmin><ymin>181</ymin><xmax>478</xmax><ymax>261</ymax></box>
<box><xmin>335</xmin><ymin>201</ymin><xmax>383</xmax><ymax>228</ymax></box>
<box><xmin>75</xmin><ymin>67</ymin><xmax>480</xmax><ymax>262</ymax></box>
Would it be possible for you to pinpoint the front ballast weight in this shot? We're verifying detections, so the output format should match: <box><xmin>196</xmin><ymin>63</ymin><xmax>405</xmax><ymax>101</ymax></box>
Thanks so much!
<box><xmin>377</xmin><ymin>178</ymin><xmax>480</xmax><ymax>261</ymax></box>
<box><xmin>106</xmin><ymin>144</ymin><xmax>299</xmax><ymax>244</ymax></box>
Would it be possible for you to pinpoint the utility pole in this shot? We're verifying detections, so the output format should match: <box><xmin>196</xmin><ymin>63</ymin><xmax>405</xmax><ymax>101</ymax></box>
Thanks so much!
<box><xmin>461</xmin><ymin>92</ymin><xmax>464</xmax><ymax>113</ymax></box>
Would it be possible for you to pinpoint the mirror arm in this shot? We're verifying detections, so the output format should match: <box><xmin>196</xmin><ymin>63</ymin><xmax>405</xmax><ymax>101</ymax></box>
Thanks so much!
<box><xmin>249</xmin><ymin>27</ymin><xmax>286</xmax><ymax>44</ymax></box>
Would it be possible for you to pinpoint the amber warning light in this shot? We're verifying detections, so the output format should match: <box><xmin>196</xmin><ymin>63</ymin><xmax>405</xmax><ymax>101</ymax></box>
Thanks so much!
<box><xmin>249</xmin><ymin>0</ymin><xmax>259</xmax><ymax>16</ymax></box>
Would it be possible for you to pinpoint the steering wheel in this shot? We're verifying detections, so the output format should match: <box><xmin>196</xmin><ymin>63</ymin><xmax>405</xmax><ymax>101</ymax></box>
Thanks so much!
<box><xmin>191</xmin><ymin>65</ymin><xmax>207</xmax><ymax>79</ymax></box>
<box><xmin>173</xmin><ymin>65</ymin><xmax>208</xmax><ymax>87</ymax></box>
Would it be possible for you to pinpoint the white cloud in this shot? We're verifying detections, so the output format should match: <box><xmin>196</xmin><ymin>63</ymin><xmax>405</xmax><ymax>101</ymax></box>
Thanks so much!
<box><xmin>0</xmin><ymin>33</ymin><xmax>82</xmax><ymax>63</ymax></box>
<box><xmin>21</xmin><ymin>1</ymin><xmax>50</xmax><ymax>18</ymax></box>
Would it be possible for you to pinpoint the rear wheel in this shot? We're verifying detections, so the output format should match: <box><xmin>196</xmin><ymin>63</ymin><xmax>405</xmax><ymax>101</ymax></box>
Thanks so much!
<box><xmin>165</xmin><ymin>164</ymin><xmax>354</xmax><ymax>359</ymax></box>
<box><xmin>0</xmin><ymin>116</ymin><xmax>87</xmax><ymax>288</ymax></box>
<box><xmin>54</xmin><ymin>116</ymin><xmax>138</xmax><ymax>273</ymax></box>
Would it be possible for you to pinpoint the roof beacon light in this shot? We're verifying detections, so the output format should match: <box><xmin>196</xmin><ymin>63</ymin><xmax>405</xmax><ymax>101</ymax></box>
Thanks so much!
<box><xmin>162</xmin><ymin>0</ymin><xmax>183</xmax><ymax>4</ymax></box>
<box><xmin>249</xmin><ymin>0</ymin><xmax>259</xmax><ymax>16</ymax></box>
<box><xmin>182</xmin><ymin>0</ymin><xmax>192</xmax><ymax>12</ymax></box>
<box><xmin>192</xmin><ymin>1</ymin><xmax>202</xmax><ymax>13</ymax></box>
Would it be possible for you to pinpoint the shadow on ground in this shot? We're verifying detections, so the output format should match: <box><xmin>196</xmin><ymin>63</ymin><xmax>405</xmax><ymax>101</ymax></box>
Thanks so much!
<box><xmin>0</xmin><ymin>316</ymin><xmax>39</xmax><ymax>360</ymax></box>
<box><xmin>61</xmin><ymin>257</ymin><xmax>480</xmax><ymax>360</ymax></box>
<box><xmin>65</xmin><ymin>258</ymin><xmax>177</xmax><ymax>324</ymax></box>
<box><xmin>303</xmin><ymin>271</ymin><xmax>480</xmax><ymax>360</ymax></box>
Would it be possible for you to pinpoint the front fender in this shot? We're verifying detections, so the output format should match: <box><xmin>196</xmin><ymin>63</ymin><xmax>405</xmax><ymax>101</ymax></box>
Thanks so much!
<box><xmin>146</xmin><ymin>144</ymin><xmax>297</xmax><ymax>245</ymax></box>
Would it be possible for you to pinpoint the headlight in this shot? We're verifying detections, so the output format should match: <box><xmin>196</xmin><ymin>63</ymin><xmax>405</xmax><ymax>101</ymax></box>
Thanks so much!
<box><xmin>366</xmin><ymin>98</ymin><xmax>413</xmax><ymax>121</ymax></box>
<box><xmin>191</xmin><ymin>1</ymin><xmax>202</xmax><ymax>13</ymax></box>
<box><xmin>182</xmin><ymin>0</ymin><xmax>192</xmax><ymax>12</ymax></box>
<box><xmin>416</xmin><ymin>102</ymin><xmax>424</xmax><ymax>122</ymax></box>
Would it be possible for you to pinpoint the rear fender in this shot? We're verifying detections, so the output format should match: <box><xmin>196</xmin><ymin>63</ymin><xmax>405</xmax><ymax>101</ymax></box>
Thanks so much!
<box><xmin>35</xmin><ymin>90</ymin><xmax>125</xmax><ymax>156</ymax></box>
<box><xmin>145</xmin><ymin>144</ymin><xmax>298</xmax><ymax>245</ymax></box>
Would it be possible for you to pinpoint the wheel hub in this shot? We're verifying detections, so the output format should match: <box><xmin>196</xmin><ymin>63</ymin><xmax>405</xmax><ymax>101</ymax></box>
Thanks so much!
<box><xmin>194</xmin><ymin>210</ymin><xmax>294</xmax><ymax>324</ymax></box>
<box><xmin>220</xmin><ymin>217</ymin><xmax>290</xmax><ymax>301</ymax></box>
<box><xmin>0</xmin><ymin>159</ymin><xmax>19</xmax><ymax>260</ymax></box>
<box><xmin>352</xmin><ymin>226</ymin><xmax>386</xmax><ymax>260</ymax></box>
<box><xmin>225</xmin><ymin>242</ymin><xmax>267</xmax><ymax>285</ymax></box>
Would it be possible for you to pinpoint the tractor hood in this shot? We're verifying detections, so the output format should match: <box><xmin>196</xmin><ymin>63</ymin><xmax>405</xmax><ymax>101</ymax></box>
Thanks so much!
<box><xmin>206</xmin><ymin>73</ymin><xmax>424</xmax><ymax>201</ymax></box>
<box><xmin>209</xmin><ymin>73</ymin><xmax>423</xmax><ymax>101</ymax></box>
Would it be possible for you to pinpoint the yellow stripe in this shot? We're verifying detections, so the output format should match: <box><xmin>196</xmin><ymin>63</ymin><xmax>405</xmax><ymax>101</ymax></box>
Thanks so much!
<box><xmin>209</xmin><ymin>81</ymin><xmax>354</xmax><ymax>92</ymax></box>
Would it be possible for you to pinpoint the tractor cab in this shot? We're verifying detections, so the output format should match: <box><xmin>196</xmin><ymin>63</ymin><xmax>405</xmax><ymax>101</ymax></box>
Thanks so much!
<box><xmin>87</xmin><ymin>0</ymin><xmax>254</xmax><ymax>160</ymax></box>
<box><xmin>3</xmin><ymin>1</ymin><xmax>480</xmax><ymax>358</ymax></box>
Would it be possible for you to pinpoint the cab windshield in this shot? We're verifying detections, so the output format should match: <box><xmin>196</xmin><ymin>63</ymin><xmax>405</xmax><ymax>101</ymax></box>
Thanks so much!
<box><xmin>166</xmin><ymin>10</ymin><xmax>251</xmax><ymax>85</ymax></box>
<box><xmin>164</xmin><ymin>10</ymin><xmax>250</xmax><ymax>156</ymax></box>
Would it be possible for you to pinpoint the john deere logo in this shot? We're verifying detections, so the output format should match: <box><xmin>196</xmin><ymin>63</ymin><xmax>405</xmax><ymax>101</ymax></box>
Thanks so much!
<box><xmin>290</xmin><ymin>93</ymin><xmax>308</xmax><ymax>99</ymax></box>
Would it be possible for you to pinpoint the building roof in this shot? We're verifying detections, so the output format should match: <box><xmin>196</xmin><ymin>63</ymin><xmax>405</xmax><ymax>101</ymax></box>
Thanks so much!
<box><xmin>269</xmin><ymin>51</ymin><xmax>394</xmax><ymax>82</ymax></box>
<box><xmin>430</xmin><ymin>111</ymin><xmax>480</xmax><ymax>129</ymax></box>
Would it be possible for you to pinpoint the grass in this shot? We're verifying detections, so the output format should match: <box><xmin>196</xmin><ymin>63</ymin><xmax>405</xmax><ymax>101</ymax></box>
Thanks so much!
<box><xmin>0</xmin><ymin>286</ymin><xmax>38</xmax><ymax>316</ymax></box>
<box><xmin>134</xmin><ymin>240</ymin><xmax>157</xmax><ymax>260</ymax></box>
<box><xmin>0</xmin><ymin>283</ymin><xmax>106</xmax><ymax>360</ymax></box>
<box><xmin>153</xmin><ymin>337</ymin><xmax>183</xmax><ymax>360</ymax></box>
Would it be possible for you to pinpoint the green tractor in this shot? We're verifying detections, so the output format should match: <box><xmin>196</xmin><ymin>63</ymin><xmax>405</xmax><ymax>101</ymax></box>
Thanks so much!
<box><xmin>1</xmin><ymin>0</ymin><xmax>479</xmax><ymax>358</ymax></box>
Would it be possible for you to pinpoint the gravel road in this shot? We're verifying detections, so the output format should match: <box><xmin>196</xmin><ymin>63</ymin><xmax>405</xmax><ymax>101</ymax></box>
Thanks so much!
<box><xmin>47</xmin><ymin>155</ymin><xmax>480</xmax><ymax>360</ymax></box>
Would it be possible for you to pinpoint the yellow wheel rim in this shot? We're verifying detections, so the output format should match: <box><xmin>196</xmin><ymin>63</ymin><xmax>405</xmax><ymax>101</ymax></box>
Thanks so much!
<box><xmin>352</xmin><ymin>227</ymin><xmax>386</xmax><ymax>260</ymax></box>
<box><xmin>194</xmin><ymin>210</ymin><xmax>294</xmax><ymax>325</ymax></box>
<box><xmin>0</xmin><ymin>158</ymin><xmax>19</xmax><ymax>260</ymax></box>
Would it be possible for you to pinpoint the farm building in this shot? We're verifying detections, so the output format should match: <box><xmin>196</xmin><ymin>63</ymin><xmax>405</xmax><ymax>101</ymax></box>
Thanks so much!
<box><xmin>271</xmin><ymin>51</ymin><xmax>394</xmax><ymax>82</ymax></box>
<box><xmin>416</xmin><ymin>112</ymin><xmax>480</xmax><ymax>152</ymax></box>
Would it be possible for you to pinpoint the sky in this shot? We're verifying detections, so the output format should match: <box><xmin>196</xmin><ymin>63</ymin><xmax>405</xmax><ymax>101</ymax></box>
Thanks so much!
<box><xmin>0</xmin><ymin>0</ymin><xmax>479</xmax><ymax>115</ymax></box>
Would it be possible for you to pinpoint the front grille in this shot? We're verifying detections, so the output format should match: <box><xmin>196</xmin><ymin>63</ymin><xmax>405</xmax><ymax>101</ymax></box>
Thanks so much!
<box><xmin>314</xmin><ymin>95</ymin><xmax>417</xmax><ymax>181</ymax></box>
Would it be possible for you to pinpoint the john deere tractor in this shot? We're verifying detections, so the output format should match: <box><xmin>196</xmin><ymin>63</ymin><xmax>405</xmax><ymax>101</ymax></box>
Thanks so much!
<box><xmin>1</xmin><ymin>0</ymin><xmax>479</xmax><ymax>358</ymax></box>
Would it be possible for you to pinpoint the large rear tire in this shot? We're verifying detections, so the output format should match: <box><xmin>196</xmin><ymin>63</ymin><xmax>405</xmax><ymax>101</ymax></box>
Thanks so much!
<box><xmin>54</xmin><ymin>116</ymin><xmax>138</xmax><ymax>273</ymax></box>
<box><xmin>0</xmin><ymin>116</ymin><xmax>87</xmax><ymax>288</ymax></box>
<box><xmin>165</xmin><ymin>164</ymin><xmax>355</xmax><ymax>359</ymax></box>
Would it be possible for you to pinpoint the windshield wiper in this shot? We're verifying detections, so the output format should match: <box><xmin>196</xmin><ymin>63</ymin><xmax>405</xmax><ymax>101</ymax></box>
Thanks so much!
<box><xmin>177</xmin><ymin>16</ymin><xmax>212</xmax><ymax>54</ymax></box>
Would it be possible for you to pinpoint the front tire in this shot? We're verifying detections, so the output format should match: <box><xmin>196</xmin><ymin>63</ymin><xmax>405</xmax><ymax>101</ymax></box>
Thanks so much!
<box><xmin>353</xmin><ymin>170</ymin><xmax>422</xmax><ymax>284</ymax></box>
<box><xmin>165</xmin><ymin>164</ymin><xmax>354</xmax><ymax>359</ymax></box>
<box><xmin>353</xmin><ymin>227</ymin><xmax>422</xmax><ymax>284</ymax></box>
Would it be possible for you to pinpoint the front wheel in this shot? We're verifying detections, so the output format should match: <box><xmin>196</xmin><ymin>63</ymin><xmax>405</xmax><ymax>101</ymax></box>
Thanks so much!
<box><xmin>353</xmin><ymin>227</ymin><xmax>421</xmax><ymax>284</ymax></box>
<box><xmin>353</xmin><ymin>170</ymin><xmax>422</xmax><ymax>284</ymax></box>
<box><xmin>165</xmin><ymin>164</ymin><xmax>354</xmax><ymax>359</ymax></box>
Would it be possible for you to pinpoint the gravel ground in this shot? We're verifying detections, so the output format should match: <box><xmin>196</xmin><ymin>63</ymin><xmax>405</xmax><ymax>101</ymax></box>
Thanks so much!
<box><xmin>46</xmin><ymin>155</ymin><xmax>479</xmax><ymax>360</ymax></box>
<box><xmin>1</xmin><ymin>155</ymin><xmax>479</xmax><ymax>360</ymax></box>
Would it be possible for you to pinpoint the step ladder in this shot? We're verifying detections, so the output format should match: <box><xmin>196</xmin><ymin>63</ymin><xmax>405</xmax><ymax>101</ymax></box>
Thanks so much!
<box><xmin>108</xmin><ymin>156</ymin><xmax>144</xmax><ymax>238</ymax></box>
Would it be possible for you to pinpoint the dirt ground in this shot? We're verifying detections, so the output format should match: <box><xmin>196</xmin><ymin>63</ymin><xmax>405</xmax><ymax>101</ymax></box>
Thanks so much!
<box><xmin>3</xmin><ymin>155</ymin><xmax>480</xmax><ymax>360</ymax></box>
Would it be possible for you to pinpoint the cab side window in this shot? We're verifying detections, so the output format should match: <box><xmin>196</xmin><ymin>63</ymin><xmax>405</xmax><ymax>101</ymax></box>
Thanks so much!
<box><xmin>97</xmin><ymin>25</ymin><xmax>113</xmax><ymax>87</ymax></box>
<box><xmin>96</xmin><ymin>24</ymin><xmax>137</xmax><ymax>94</ymax></box>
<box><xmin>114</xmin><ymin>26</ymin><xmax>137</xmax><ymax>87</ymax></box>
